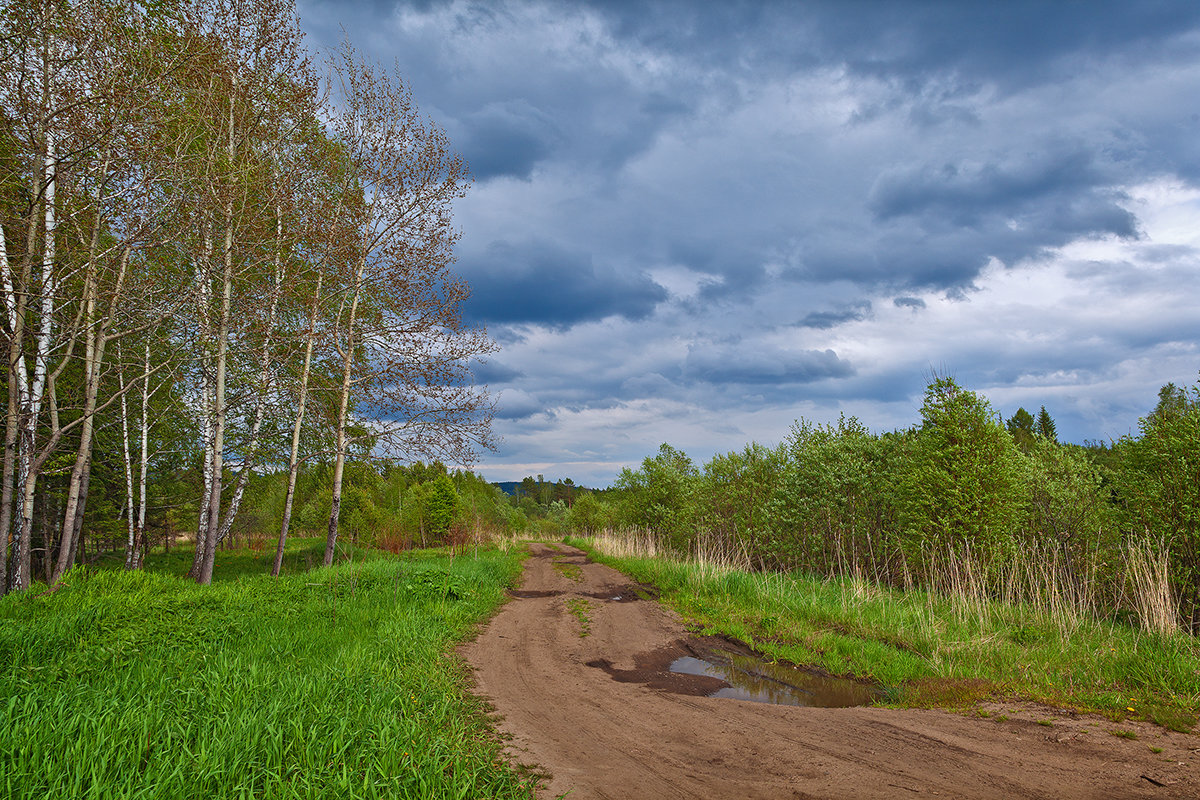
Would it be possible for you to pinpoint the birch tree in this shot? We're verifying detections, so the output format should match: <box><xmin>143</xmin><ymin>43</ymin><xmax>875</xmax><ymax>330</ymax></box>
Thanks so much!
<box><xmin>1</xmin><ymin>0</ymin><xmax>195</xmax><ymax>589</ymax></box>
<box><xmin>176</xmin><ymin>0</ymin><xmax>315</xmax><ymax>584</ymax></box>
<box><xmin>321</xmin><ymin>45</ymin><xmax>494</xmax><ymax>567</ymax></box>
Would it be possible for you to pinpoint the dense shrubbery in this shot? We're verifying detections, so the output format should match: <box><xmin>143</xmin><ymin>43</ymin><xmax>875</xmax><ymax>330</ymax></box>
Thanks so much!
<box><xmin>570</xmin><ymin>376</ymin><xmax>1200</xmax><ymax>635</ymax></box>
<box><xmin>232</xmin><ymin>462</ymin><xmax>521</xmax><ymax>552</ymax></box>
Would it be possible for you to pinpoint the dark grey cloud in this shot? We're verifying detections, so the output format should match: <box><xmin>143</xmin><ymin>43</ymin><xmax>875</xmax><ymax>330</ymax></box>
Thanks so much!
<box><xmin>456</xmin><ymin>100</ymin><xmax>560</xmax><ymax>180</ymax></box>
<box><xmin>472</xmin><ymin>359</ymin><xmax>524</xmax><ymax>384</ymax></box>
<box><xmin>813</xmin><ymin>1</ymin><xmax>1200</xmax><ymax>90</ymax></box>
<box><xmin>460</xmin><ymin>240</ymin><xmax>667</xmax><ymax>328</ymax></box>
<box><xmin>584</xmin><ymin>1</ymin><xmax>1200</xmax><ymax>91</ymax></box>
<box><xmin>493</xmin><ymin>389</ymin><xmax>543</xmax><ymax>420</ymax></box>
<box><xmin>869</xmin><ymin>149</ymin><xmax>1106</xmax><ymax>225</ymax></box>
<box><xmin>893</xmin><ymin>296</ymin><xmax>925</xmax><ymax>310</ymax></box>
<box><xmin>798</xmin><ymin>301</ymin><xmax>873</xmax><ymax>329</ymax></box>
<box><xmin>684</xmin><ymin>345</ymin><xmax>854</xmax><ymax>385</ymax></box>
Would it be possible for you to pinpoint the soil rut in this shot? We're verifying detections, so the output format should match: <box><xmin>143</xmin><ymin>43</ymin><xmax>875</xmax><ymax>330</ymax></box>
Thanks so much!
<box><xmin>461</xmin><ymin>544</ymin><xmax>1199</xmax><ymax>799</ymax></box>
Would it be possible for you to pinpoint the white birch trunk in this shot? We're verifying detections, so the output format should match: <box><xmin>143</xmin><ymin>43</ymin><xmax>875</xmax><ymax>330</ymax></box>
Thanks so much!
<box><xmin>0</xmin><ymin>208</ymin><xmax>22</xmax><ymax>592</ymax></box>
<box><xmin>273</xmin><ymin>271</ymin><xmax>322</xmax><ymax>576</ymax></box>
<box><xmin>135</xmin><ymin>341</ymin><xmax>150</xmax><ymax>568</ymax></box>
<box><xmin>119</xmin><ymin>345</ymin><xmax>137</xmax><ymax>569</ymax></box>
<box><xmin>199</xmin><ymin>224</ymin><xmax>233</xmax><ymax>584</ymax></box>
<box><xmin>216</xmin><ymin>199</ymin><xmax>287</xmax><ymax>546</ymax></box>
<box><xmin>52</xmin><ymin>244</ymin><xmax>128</xmax><ymax>582</ymax></box>
<box><xmin>324</xmin><ymin>257</ymin><xmax>367</xmax><ymax>567</ymax></box>
<box><xmin>13</xmin><ymin>132</ymin><xmax>56</xmax><ymax>589</ymax></box>
<box><xmin>196</xmin><ymin>74</ymin><xmax>238</xmax><ymax>585</ymax></box>
<box><xmin>189</xmin><ymin>226</ymin><xmax>215</xmax><ymax>580</ymax></box>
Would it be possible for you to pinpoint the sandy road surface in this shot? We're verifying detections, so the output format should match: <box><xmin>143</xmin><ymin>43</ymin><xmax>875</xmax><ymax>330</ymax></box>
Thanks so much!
<box><xmin>461</xmin><ymin>544</ymin><xmax>1198</xmax><ymax>799</ymax></box>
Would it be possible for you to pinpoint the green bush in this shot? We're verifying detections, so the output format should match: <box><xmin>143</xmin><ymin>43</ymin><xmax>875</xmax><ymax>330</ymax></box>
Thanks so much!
<box><xmin>612</xmin><ymin>444</ymin><xmax>700</xmax><ymax>552</ymax></box>
<box><xmin>426</xmin><ymin>475</ymin><xmax>459</xmax><ymax>542</ymax></box>
<box><xmin>566</xmin><ymin>491</ymin><xmax>613</xmax><ymax>535</ymax></box>
<box><xmin>893</xmin><ymin>378</ymin><xmax>1027</xmax><ymax>582</ymax></box>
<box><xmin>1114</xmin><ymin>381</ymin><xmax>1200</xmax><ymax>631</ymax></box>
<box><xmin>698</xmin><ymin>442</ymin><xmax>786</xmax><ymax>565</ymax></box>
<box><xmin>769</xmin><ymin>416</ymin><xmax>900</xmax><ymax>575</ymax></box>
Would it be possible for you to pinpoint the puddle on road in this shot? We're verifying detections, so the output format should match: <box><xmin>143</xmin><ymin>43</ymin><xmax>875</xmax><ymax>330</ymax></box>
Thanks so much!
<box><xmin>589</xmin><ymin>637</ymin><xmax>881</xmax><ymax>708</ymax></box>
<box><xmin>670</xmin><ymin>650</ymin><xmax>880</xmax><ymax>708</ymax></box>
<box><xmin>581</xmin><ymin>584</ymin><xmax>654</xmax><ymax>603</ymax></box>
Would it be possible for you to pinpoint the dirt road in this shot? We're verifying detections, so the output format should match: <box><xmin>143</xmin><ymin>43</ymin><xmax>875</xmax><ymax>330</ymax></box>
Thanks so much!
<box><xmin>461</xmin><ymin>544</ymin><xmax>1198</xmax><ymax>799</ymax></box>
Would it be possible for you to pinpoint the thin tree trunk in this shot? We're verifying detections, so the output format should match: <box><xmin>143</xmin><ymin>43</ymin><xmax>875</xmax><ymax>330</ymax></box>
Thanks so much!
<box><xmin>199</xmin><ymin>226</ymin><xmax>232</xmax><ymax>584</ymax></box>
<box><xmin>189</xmin><ymin>224</ymin><xmax>215</xmax><ymax>580</ymax></box>
<box><xmin>199</xmin><ymin>201</ymin><xmax>236</xmax><ymax>582</ymax></box>
<box><xmin>120</xmin><ymin>346</ymin><xmax>137</xmax><ymax>568</ymax></box>
<box><xmin>52</xmin><ymin>245</ymin><xmax>128</xmax><ymax>583</ymax></box>
<box><xmin>273</xmin><ymin>271</ymin><xmax>322</xmax><ymax>576</ymax></box>
<box><xmin>13</xmin><ymin>131</ymin><xmax>57</xmax><ymax>590</ymax></box>
<box><xmin>216</xmin><ymin>198</ymin><xmax>287</xmax><ymax>546</ymax></box>
<box><xmin>135</xmin><ymin>341</ymin><xmax>150</xmax><ymax>569</ymax></box>
<box><xmin>69</xmin><ymin>461</ymin><xmax>89</xmax><ymax>568</ymax></box>
<box><xmin>1</xmin><ymin>218</ymin><xmax>35</xmax><ymax>593</ymax></box>
<box><xmin>196</xmin><ymin>75</ymin><xmax>239</xmax><ymax>586</ymax></box>
<box><xmin>324</xmin><ymin>257</ymin><xmax>366</xmax><ymax>567</ymax></box>
<box><xmin>0</xmin><ymin>211</ymin><xmax>23</xmax><ymax>594</ymax></box>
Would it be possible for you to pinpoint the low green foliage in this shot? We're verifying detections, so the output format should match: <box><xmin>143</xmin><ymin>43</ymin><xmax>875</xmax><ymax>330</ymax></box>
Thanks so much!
<box><xmin>565</xmin><ymin>597</ymin><xmax>593</xmax><ymax>637</ymax></box>
<box><xmin>0</xmin><ymin>544</ymin><xmax>536</xmax><ymax>800</ymax></box>
<box><xmin>576</xmin><ymin>541</ymin><xmax>1200</xmax><ymax>731</ymax></box>
<box><xmin>552</xmin><ymin>558</ymin><xmax>584</xmax><ymax>583</ymax></box>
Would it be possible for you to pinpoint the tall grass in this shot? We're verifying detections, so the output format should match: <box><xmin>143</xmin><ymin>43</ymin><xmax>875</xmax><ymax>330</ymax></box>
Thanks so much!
<box><xmin>577</xmin><ymin>530</ymin><xmax>1200</xmax><ymax>730</ymax></box>
<box><xmin>0</xmin><ymin>544</ymin><xmax>537</xmax><ymax>800</ymax></box>
<box><xmin>1125</xmin><ymin>537</ymin><xmax>1177</xmax><ymax>637</ymax></box>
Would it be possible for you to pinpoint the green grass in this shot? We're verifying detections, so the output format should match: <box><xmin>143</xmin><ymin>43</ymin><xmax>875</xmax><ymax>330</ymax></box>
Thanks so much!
<box><xmin>565</xmin><ymin>597</ymin><xmax>593</xmax><ymax>637</ymax></box>
<box><xmin>93</xmin><ymin>535</ymin><xmax>363</xmax><ymax>581</ymax></box>
<box><xmin>569</xmin><ymin>538</ymin><xmax>1200</xmax><ymax>731</ymax></box>
<box><xmin>551</xmin><ymin>559</ymin><xmax>584</xmax><ymax>583</ymax></box>
<box><xmin>0</xmin><ymin>540</ymin><xmax>537</xmax><ymax>799</ymax></box>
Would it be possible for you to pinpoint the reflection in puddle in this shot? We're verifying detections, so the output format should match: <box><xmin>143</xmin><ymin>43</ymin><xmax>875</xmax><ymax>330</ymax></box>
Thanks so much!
<box><xmin>670</xmin><ymin>652</ymin><xmax>879</xmax><ymax>708</ymax></box>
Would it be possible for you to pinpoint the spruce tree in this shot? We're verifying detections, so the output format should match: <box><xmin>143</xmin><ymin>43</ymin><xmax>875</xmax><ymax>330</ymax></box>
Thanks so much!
<box><xmin>1036</xmin><ymin>406</ymin><xmax>1057</xmax><ymax>442</ymax></box>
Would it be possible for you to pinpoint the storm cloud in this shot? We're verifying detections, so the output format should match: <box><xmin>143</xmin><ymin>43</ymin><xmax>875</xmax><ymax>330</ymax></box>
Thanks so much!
<box><xmin>299</xmin><ymin>0</ymin><xmax>1200</xmax><ymax>485</ymax></box>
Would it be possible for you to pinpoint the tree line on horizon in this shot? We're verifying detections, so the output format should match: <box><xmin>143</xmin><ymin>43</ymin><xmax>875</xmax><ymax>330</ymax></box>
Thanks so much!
<box><xmin>555</xmin><ymin>376</ymin><xmax>1200</xmax><ymax>636</ymax></box>
<box><xmin>0</xmin><ymin>0</ymin><xmax>494</xmax><ymax>594</ymax></box>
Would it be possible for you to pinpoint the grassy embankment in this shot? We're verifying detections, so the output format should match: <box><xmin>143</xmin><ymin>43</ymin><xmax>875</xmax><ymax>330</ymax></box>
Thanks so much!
<box><xmin>0</xmin><ymin>537</ymin><xmax>538</xmax><ymax>800</ymax></box>
<box><xmin>570</xmin><ymin>533</ymin><xmax>1200</xmax><ymax>732</ymax></box>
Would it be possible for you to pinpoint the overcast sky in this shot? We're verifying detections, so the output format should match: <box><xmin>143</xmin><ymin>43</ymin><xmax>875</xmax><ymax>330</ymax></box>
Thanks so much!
<box><xmin>299</xmin><ymin>0</ymin><xmax>1200</xmax><ymax>487</ymax></box>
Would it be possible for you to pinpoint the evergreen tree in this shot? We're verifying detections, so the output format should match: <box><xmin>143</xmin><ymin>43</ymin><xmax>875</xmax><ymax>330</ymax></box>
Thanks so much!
<box><xmin>1035</xmin><ymin>406</ymin><xmax>1057</xmax><ymax>442</ymax></box>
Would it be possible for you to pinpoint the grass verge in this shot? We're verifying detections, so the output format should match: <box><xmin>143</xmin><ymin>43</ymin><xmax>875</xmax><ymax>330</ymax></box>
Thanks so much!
<box><xmin>0</xmin><ymin>540</ymin><xmax>537</xmax><ymax>799</ymax></box>
<box><xmin>568</xmin><ymin>535</ymin><xmax>1200</xmax><ymax>732</ymax></box>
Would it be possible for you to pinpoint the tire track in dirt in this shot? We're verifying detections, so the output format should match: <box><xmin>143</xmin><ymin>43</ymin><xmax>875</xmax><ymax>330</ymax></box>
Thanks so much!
<box><xmin>461</xmin><ymin>544</ymin><xmax>1199</xmax><ymax>799</ymax></box>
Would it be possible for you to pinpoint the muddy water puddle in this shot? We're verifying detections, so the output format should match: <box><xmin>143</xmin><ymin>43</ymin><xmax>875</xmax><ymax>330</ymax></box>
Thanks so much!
<box><xmin>589</xmin><ymin>638</ymin><xmax>880</xmax><ymax>708</ymax></box>
<box><xmin>670</xmin><ymin>650</ymin><xmax>880</xmax><ymax>708</ymax></box>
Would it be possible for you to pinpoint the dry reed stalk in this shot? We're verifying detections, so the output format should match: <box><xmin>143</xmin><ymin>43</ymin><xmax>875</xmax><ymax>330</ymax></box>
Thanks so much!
<box><xmin>1125</xmin><ymin>536</ymin><xmax>1178</xmax><ymax>636</ymax></box>
<box><xmin>588</xmin><ymin>528</ymin><xmax>661</xmax><ymax>561</ymax></box>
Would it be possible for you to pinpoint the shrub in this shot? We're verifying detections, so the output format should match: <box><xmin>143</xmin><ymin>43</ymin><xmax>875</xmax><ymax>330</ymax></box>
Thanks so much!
<box><xmin>894</xmin><ymin>377</ymin><xmax>1026</xmax><ymax>582</ymax></box>
<box><xmin>1114</xmin><ymin>381</ymin><xmax>1200</xmax><ymax>632</ymax></box>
